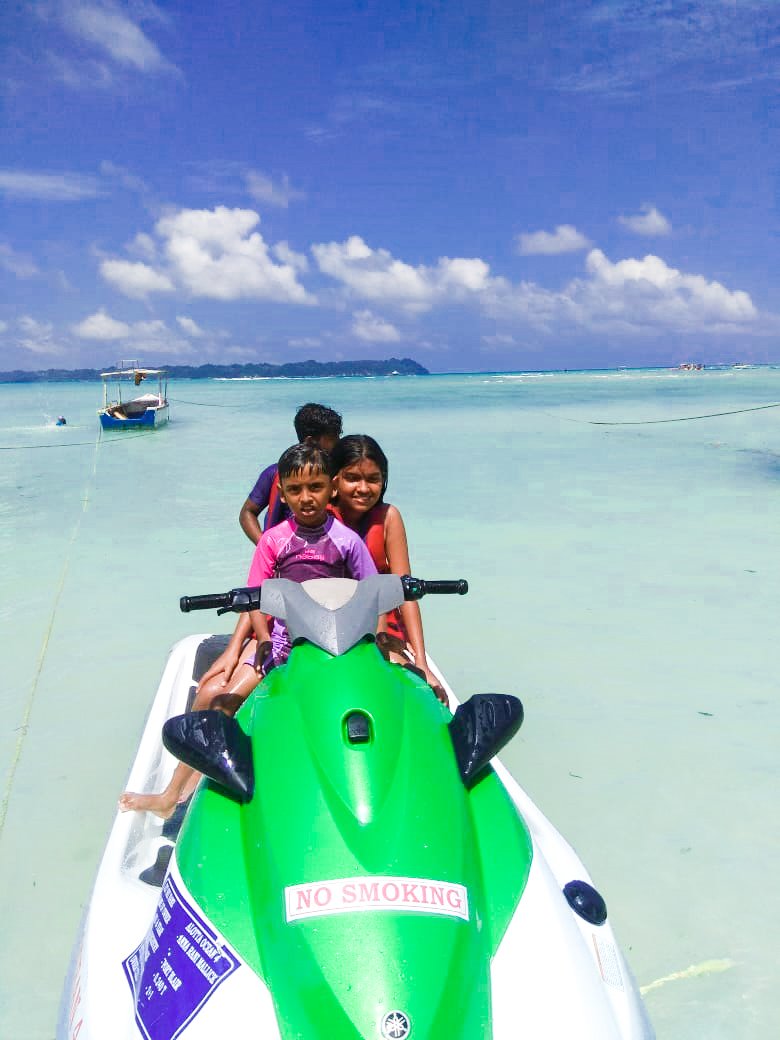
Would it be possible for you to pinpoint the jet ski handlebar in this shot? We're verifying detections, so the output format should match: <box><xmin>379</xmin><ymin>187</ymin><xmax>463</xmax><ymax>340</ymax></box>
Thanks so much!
<box><xmin>179</xmin><ymin>588</ymin><xmax>262</xmax><ymax>614</ymax></box>
<box><xmin>179</xmin><ymin>576</ymin><xmax>468</xmax><ymax>614</ymax></box>
<box><xmin>400</xmin><ymin>576</ymin><xmax>468</xmax><ymax>600</ymax></box>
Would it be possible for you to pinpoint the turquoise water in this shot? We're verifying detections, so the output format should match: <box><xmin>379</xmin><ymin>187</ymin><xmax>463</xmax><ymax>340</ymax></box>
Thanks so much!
<box><xmin>1</xmin><ymin>367</ymin><xmax>778</xmax><ymax>1038</ymax></box>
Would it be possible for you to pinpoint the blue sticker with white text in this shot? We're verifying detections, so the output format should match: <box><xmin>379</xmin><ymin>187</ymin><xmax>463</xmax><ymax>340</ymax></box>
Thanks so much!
<box><xmin>122</xmin><ymin>873</ymin><xmax>240</xmax><ymax>1040</ymax></box>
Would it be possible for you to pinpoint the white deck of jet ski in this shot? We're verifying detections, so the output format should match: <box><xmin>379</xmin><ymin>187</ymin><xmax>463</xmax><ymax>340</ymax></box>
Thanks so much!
<box><xmin>57</xmin><ymin>634</ymin><xmax>262</xmax><ymax>1040</ymax></box>
<box><xmin>427</xmin><ymin>659</ymin><xmax>654</xmax><ymax>1038</ymax></box>
<box><xmin>59</xmin><ymin>632</ymin><xmax>653</xmax><ymax>1040</ymax></box>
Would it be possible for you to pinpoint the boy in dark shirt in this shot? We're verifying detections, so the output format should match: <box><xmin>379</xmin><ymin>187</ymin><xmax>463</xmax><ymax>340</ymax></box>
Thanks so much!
<box><xmin>239</xmin><ymin>402</ymin><xmax>342</xmax><ymax>543</ymax></box>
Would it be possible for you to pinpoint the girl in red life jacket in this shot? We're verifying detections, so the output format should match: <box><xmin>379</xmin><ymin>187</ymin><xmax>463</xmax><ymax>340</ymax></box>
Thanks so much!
<box><xmin>330</xmin><ymin>435</ymin><xmax>447</xmax><ymax>706</ymax></box>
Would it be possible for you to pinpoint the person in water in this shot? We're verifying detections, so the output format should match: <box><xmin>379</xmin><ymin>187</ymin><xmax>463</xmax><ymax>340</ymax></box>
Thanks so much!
<box><xmin>330</xmin><ymin>434</ymin><xmax>447</xmax><ymax>706</ymax></box>
<box><xmin>239</xmin><ymin>402</ymin><xmax>343</xmax><ymax>543</ymax></box>
<box><xmin>119</xmin><ymin>442</ymin><xmax>376</xmax><ymax>818</ymax></box>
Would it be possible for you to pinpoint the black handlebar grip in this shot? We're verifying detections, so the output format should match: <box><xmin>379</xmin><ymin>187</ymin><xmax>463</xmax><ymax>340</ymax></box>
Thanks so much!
<box><xmin>180</xmin><ymin>593</ymin><xmax>232</xmax><ymax>613</ymax></box>
<box><xmin>401</xmin><ymin>576</ymin><xmax>469</xmax><ymax>600</ymax></box>
<box><xmin>421</xmin><ymin>579</ymin><xmax>469</xmax><ymax>595</ymax></box>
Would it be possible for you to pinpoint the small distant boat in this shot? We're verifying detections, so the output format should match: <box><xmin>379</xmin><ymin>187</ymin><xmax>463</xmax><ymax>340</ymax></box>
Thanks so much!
<box><xmin>99</xmin><ymin>361</ymin><xmax>170</xmax><ymax>430</ymax></box>
<box><xmin>676</xmin><ymin>362</ymin><xmax>704</xmax><ymax>371</ymax></box>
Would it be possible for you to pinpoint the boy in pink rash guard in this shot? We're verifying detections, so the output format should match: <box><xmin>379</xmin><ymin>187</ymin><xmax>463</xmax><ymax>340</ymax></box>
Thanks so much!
<box><xmin>246</xmin><ymin>442</ymin><xmax>377</xmax><ymax>669</ymax></box>
<box><xmin>118</xmin><ymin>442</ymin><xmax>375</xmax><ymax>820</ymax></box>
<box><xmin>247</xmin><ymin>510</ymin><xmax>376</xmax><ymax>666</ymax></box>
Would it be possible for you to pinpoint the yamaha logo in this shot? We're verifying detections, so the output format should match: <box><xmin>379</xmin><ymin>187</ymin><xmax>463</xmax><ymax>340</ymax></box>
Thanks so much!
<box><xmin>381</xmin><ymin>1010</ymin><xmax>411</xmax><ymax>1039</ymax></box>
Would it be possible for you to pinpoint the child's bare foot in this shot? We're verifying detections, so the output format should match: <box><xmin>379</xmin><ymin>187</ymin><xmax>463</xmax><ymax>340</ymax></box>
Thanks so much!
<box><xmin>118</xmin><ymin>790</ymin><xmax>179</xmax><ymax>819</ymax></box>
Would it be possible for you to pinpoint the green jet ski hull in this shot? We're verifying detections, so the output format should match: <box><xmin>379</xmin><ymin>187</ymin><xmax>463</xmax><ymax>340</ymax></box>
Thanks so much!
<box><xmin>177</xmin><ymin>640</ymin><xmax>533</xmax><ymax>1039</ymax></box>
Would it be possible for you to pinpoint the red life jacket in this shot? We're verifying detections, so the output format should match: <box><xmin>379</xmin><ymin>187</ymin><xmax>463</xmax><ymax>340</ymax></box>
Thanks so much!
<box><xmin>335</xmin><ymin>502</ymin><xmax>406</xmax><ymax>641</ymax></box>
<box><xmin>263</xmin><ymin>470</ymin><xmax>285</xmax><ymax>531</ymax></box>
<box><xmin>360</xmin><ymin>503</ymin><xmax>391</xmax><ymax>573</ymax></box>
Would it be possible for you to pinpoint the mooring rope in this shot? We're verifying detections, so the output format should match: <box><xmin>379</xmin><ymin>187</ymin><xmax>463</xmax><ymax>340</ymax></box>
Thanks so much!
<box><xmin>0</xmin><ymin>430</ymin><xmax>103</xmax><ymax>839</ymax></box>
<box><xmin>168</xmin><ymin>396</ymin><xmax>239</xmax><ymax>409</ymax></box>
<box><xmin>552</xmin><ymin>401</ymin><xmax>780</xmax><ymax>427</ymax></box>
<box><xmin>0</xmin><ymin>433</ymin><xmax>142</xmax><ymax>451</ymax></box>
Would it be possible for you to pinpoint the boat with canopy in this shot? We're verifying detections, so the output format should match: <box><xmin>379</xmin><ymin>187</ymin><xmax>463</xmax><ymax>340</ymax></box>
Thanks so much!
<box><xmin>99</xmin><ymin>362</ymin><xmax>170</xmax><ymax>430</ymax></box>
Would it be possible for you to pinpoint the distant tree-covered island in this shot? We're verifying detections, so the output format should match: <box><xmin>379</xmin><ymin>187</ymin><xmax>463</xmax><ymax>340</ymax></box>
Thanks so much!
<box><xmin>0</xmin><ymin>357</ymin><xmax>429</xmax><ymax>383</ymax></box>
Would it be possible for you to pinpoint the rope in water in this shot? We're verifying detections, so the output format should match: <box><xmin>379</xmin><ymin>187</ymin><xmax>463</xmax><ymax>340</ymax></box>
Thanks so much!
<box><xmin>0</xmin><ymin>429</ymin><xmax>103</xmax><ymax>840</ymax></box>
<box><xmin>557</xmin><ymin>400</ymin><xmax>780</xmax><ymax>426</ymax></box>
<box><xmin>0</xmin><ymin>433</ymin><xmax>141</xmax><ymax>451</ymax></box>
<box><xmin>168</xmin><ymin>396</ymin><xmax>240</xmax><ymax>408</ymax></box>
<box><xmin>3</xmin><ymin>397</ymin><xmax>778</xmax><ymax>447</ymax></box>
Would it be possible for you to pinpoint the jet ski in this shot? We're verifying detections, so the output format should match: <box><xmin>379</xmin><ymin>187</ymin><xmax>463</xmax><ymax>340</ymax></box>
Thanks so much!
<box><xmin>59</xmin><ymin>574</ymin><xmax>654</xmax><ymax>1040</ymax></box>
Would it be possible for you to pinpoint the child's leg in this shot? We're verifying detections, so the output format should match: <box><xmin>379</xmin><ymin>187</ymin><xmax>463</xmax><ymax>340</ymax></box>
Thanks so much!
<box><xmin>119</xmin><ymin>642</ymin><xmax>261</xmax><ymax>817</ymax></box>
<box><xmin>119</xmin><ymin>760</ymin><xmax>193</xmax><ymax>819</ymax></box>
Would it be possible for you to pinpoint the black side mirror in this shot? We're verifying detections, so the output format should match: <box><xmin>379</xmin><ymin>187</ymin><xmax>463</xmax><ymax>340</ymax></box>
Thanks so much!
<box><xmin>162</xmin><ymin>711</ymin><xmax>254</xmax><ymax>803</ymax></box>
<box><xmin>448</xmin><ymin>694</ymin><xmax>524</xmax><ymax>788</ymax></box>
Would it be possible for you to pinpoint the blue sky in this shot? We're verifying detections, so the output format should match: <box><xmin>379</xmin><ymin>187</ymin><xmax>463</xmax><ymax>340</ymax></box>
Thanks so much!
<box><xmin>1</xmin><ymin>0</ymin><xmax>779</xmax><ymax>372</ymax></box>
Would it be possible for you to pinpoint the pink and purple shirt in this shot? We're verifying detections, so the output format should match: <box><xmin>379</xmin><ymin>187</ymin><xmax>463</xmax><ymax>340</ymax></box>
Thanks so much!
<box><xmin>247</xmin><ymin>514</ymin><xmax>377</xmax><ymax>664</ymax></box>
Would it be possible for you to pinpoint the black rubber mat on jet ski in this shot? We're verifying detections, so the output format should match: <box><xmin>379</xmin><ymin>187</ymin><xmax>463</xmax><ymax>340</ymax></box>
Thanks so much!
<box><xmin>192</xmin><ymin>634</ymin><xmax>231</xmax><ymax>684</ymax></box>
<box><xmin>186</xmin><ymin>634</ymin><xmax>232</xmax><ymax>710</ymax></box>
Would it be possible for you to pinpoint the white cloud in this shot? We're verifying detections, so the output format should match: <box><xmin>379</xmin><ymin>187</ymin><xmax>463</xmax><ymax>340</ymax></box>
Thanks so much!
<box><xmin>516</xmin><ymin>224</ymin><xmax>591</xmax><ymax>255</ymax></box>
<box><xmin>273</xmin><ymin>241</ymin><xmax>308</xmax><ymax>272</ymax></box>
<box><xmin>46</xmin><ymin>51</ymin><xmax>115</xmax><ymax>91</ymax></box>
<box><xmin>65</xmin><ymin>1</ymin><xmax>176</xmax><ymax>75</ymax></box>
<box><xmin>439</xmin><ymin>257</ymin><xmax>493</xmax><ymax>292</ymax></box>
<box><xmin>19</xmin><ymin>316</ymin><xmax>51</xmax><ymax>335</ymax></box>
<box><xmin>486</xmin><ymin>249</ymin><xmax>757</xmax><ymax>334</ymax></box>
<box><xmin>305</xmin><ymin>92</ymin><xmax>405</xmax><ymax>143</ymax></box>
<box><xmin>0</xmin><ymin>242</ymin><xmax>39</xmax><ymax>278</ymax></box>
<box><xmin>100</xmin><ymin>259</ymin><xmax>175</xmax><ymax>298</ymax></box>
<box><xmin>17</xmin><ymin>316</ymin><xmax>62</xmax><ymax>355</ymax></box>
<box><xmin>94</xmin><ymin>222</ymin><xmax>763</xmax><ymax>349</ymax></box>
<box><xmin>288</xmin><ymin>336</ymin><xmax>322</xmax><ymax>348</ymax></box>
<box><xmin>133</xmin><ymin>319</ymin><xmax>167</xmax><ymax>337</ymax></box>
<box><xmin>0</xmin><ymin>170</ymin><xmax>104</xmax><ymax>201</ymax></box>
<box><xmin>122</xmin><ymin>323</ymin><xmax>198</xmax><ymax>358</ymax></box>
<box><xmin>157</xmin><ymin>207</ymin><xmax>313</xmax><ymax>302</ymax></box>
<box><xmin>176</xmin><ymin>315</ymin><xmax>204</xmax><ymax>337</ymax></box>
<box><xmin>312</xmin><ymin>236</ymin><xmax>497</xmax><ymax>312</ymax></box>
<box><xmin>72</xmin><ymin>309</ymin><xmax>130</xmax><ymax>340</ymax></box>
<box><xmin>245</xmin><ymin>171</ymin><xmax>305</xmax><ymax>208</ymax></box>
<box><xmin>0</xmin><ymin>321</ymin><xmax>8</xmax><ymax>334</ymax></box>
<box><xmin>100</xmin><ymin>160</ymin><xmax>149</xmax><ymax>194</ymax></box>
<box><xmin>313</xmin><ymin>236</ymin><xmax>429</xmax><ymax>308</ymax></box>
<box><xmin>101</xmin><ymin>207</ymin><xmax>313</xmax><ymax>304</ymax></box>
<box><xmin>70</xmin><ymin>310</ymin><xmax>200</xmax><ymax>355</ymax></box>
<box><xmin>548</xmin><ymin>1</ymin><xmax>780</xmax><ymax>97</ymax></box>
<box><xmin>482</xmin><ymin>333</ymin><xmax>517</xmax><ymax>346</ymax></box>
<box><xmin>127</xmin><ymin>232</ymin><xmax>157</xmax><ymax>260</ymax></box>
<box><xmin>618</xmin><ymin>205</ymin><xmax>672</xmax><ymax>236</ymax></box>
<box><xmin>352</xmin><ymin>310</ymin><xmax>401</xmax><ymax>343</ymax></box>
<box><xmin>582</xmin><ymin>249</ymin><xmax>754</xmax><ymax>326</ymax></box>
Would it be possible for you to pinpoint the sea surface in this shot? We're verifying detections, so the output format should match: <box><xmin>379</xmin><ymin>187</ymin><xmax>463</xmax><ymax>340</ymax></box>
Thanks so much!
<box><xmin>1</xmin><ymin>366</ymin><xmax>778</xmax><ymax>1038</ymax></box>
